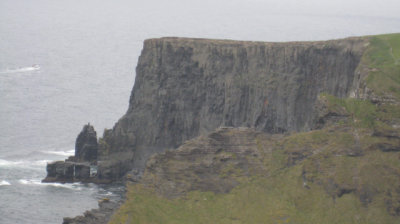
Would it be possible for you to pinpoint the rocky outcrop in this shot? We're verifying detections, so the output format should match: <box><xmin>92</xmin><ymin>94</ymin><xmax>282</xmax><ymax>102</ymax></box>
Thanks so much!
<box><xmin>43</xmin><ymin>124</ymin><xmax>100</xmax><ymax>183</ymax></box>
<box><xmin>97</xmin><ymin>36</ymin><xmax>367</xmax><ymax>179</ymax></box>
<box><xmin>62</xmin><ymin>199</ymin><xmax>121</xmax><ymax>224</ymax></box>
<box><xmin>44</xmin><ymin>161</ymin><xmax>91</xmax><ymax>183</ymax></box>
<box><xmin>142</xmin><ymin>127</ymin><xmax>269</xmax><ymax>198</ymax></box>
<box><xmin>75</xmin><ymin>124</ymin><xmax>98</xmax><ymax>162</ymax></box>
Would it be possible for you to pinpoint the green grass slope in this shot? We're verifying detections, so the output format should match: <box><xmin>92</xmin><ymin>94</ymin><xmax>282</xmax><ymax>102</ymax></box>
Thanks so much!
<box><xmin>109</xmin><ymin>34</ymin><xmax>400</xmax><ymax>224</ymax></box>
<box><xmin>365</xmin><ymin>34</ymin><xmax>400</xmax><ymax>100</ymax></box>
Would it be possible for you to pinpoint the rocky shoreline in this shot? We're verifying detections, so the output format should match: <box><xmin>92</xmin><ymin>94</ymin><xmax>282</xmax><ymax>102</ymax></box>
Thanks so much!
<box><xmin>62</xmin><ymin>197</ymin><xmax>123</xmax><ymax>224</ymax></box>
<box><xmin>42</xmin><ymin>124</ymin><xmax>127</xmax><ymax>223</ymax></box>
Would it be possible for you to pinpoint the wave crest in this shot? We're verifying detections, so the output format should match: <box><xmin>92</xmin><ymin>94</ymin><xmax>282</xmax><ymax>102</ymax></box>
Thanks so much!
<box><xmin>42</xmin><ymin>150</ymin><xmax>74</xmax><ymax>157</ymax></box>
<box><xmin>0</xmin><ymin>65</ymin><xmax>40</xmax><ymax>74</ymax></box>
<box><xmin>0</xmin><ymin>180</ymin><xmax>11</xmax><ymax>186</ymax></box>
<box><xmin>0</xmin><ymin>159</ymin><xmax>23</xmax><ymax>167</ymax></box>
<box><xmin>0</xmin><ymin>159</ymin><xmax>51</xmax><ymax>169</ymax></box>
<box><xmin>18</xmin><ymin>179</ymin><xmax>83</xmax><ymax>190</ymax></box>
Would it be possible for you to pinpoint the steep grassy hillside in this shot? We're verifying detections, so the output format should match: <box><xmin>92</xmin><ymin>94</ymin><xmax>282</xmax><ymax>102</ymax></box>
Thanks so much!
<box><xmin>109</xmin><ymin>34</ymin><xmax>400</xmax><ymax>224</ymax></box>
<box><xmin>365</xmin><ymin>34</ymin><xmax>400</xmax><ymax>100</ymax></box>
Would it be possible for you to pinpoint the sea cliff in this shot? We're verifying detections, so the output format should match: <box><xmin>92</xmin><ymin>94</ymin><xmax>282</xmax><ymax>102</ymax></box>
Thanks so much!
<box><xmin>45</xmin><ymin>33</ymin><xmax>400</xmax><ymax>223</ymax></box>
<box><xmin>109</xmin><ymin>34</ymin><xmax>400</xmax><ymax>224</ymax></box>
<box><xmin>96</xmin><ymin>36</ymin><xmax>368</xmax><ymax>181</ymax></box>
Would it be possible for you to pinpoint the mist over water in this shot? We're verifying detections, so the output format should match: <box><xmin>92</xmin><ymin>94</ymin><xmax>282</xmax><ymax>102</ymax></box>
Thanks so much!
<box><xmin>0</xmin><ymin>0</ymin><xmax>399</xmax><ymax>223</ymax></box>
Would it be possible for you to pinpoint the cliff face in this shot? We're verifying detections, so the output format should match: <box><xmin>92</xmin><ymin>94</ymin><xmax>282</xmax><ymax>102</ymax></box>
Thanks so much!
<box><xmin>55</xmin><ymin>34</ymin><xmax>399</xmax><ymax>223</ymax></box>
<box><xmin>100</xmin><ymin>37</ymin><xmax>367</xmax><ymax>175</ymax></box>
<box><xmin>109</xmin><ymin>32</ymin><xmax>400</xmax><ymax>223</ymax></box>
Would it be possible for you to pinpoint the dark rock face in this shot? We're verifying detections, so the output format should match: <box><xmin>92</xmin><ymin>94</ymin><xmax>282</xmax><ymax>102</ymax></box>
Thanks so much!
<box><xmin>99</xmin><ymin>37</ymin><xmax>367</xmax><ymax>177</ymax></box>
<box><xmin>43</xmin><ymin>161</ymin><xmax>91</xmax><ymax>183</ymax></box>
<box><xmin>75</xmin><ymin>124</ymin><xmax>98</xmax><ymax>162</ymax></box>
<box><xmin>43</xmin><ymin>124</ymin><xmax>100</xmax><ymax>183</ymax></box>
<box><xmin>45</xmin><ymin>161</ymin><xmax>74</xmax><ymax>182</ymax></box>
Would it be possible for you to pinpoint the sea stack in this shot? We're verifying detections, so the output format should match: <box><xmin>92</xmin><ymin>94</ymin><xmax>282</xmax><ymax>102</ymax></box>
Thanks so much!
<box><xmin>42</xmin><ymin>124</ymin><xmax>99</xmax><ymax>183</ymax></box>
<box><xmin>75</xmin><ymin>123</ymin><xmax>98</xmax><ymax>162</ymax></box>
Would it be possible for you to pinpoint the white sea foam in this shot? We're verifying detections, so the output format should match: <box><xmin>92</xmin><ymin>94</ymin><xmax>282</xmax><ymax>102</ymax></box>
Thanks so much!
<box><xmin>33</xmin><ymin>160</ymin><xmax>52</xmax><ymax>166</ymax></box>
<box><xmin>103</xmin><ymin>191</ymin><xmax>113</xmax><ymax>196</ymax></box>
<box><xmin>18</xmin><ymin>179</ymin><xmax>30</xmax><ymax>185</ymax></box>
<box><xmin>18</xmin><ymin>179</ymin><xmax>83</xmax><ymax>190</ymax></box>
<box><xmin>0</xmin><ymin>150</ymin><xmax>73</xmax><ymax>169</ymax></box>
<box><xmin>0</xmin><ymin>180</ymin><xmax>11</xmax><ymax>186</ymax></box>
<box><xmin>0</xmin><ymin>65</ymin><xmax>40</xmax><ymax>74</ymax></box>
<box><xmin>42</xmin><ymin>149</ymin><xmax>74</xmax><ymax>157</ymax></box>
<box><xmin>0</xmin><ymin>159</ymin><xmax>23</xmax><ymax>167</ymax></box>
<box><xmin>0</xmin><ymin>158</ymin><xmax>51</xmax><ymax>169</ymax></box>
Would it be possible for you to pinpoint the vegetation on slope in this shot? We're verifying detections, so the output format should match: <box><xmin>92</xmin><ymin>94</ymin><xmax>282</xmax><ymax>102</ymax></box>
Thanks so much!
<box><xmin>109</xmin><ymin>34</ymin><xmax>400</xmax><ymax>224</ymax></box>
<box><xmin>110</xmin><ymin>127</ymin><xmax>400</xmax><ymax>224</ymax></box>
<box><xmin>365</xmin><ymin>34</ymin><xmax>400</xmax><ymax>100</ymax></box>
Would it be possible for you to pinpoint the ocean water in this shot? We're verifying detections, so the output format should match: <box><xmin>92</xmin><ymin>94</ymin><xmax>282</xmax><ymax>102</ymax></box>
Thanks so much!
<box><xmin>0</xmin><ymin>0</ymin><xmax>399</xmax><ymax>223</ymax></box>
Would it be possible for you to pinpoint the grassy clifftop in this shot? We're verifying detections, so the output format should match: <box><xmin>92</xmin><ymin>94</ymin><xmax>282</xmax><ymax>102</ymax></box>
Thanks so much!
<box><xmin>364</xmin><ymin>34</ymin><xmax>400</xmax><ymax>100</ymax></box>
<box><xmin>109</xmin><ymin>34</ymin><xmax>400</xmax><ymax>224</ymax></box>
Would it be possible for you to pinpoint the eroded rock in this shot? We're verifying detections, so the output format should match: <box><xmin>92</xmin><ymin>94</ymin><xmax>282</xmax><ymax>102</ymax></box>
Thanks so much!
<box><xmin>43</xmin><ymin>124</ymin><xmax>99</xmax><ymax>183</ymax></box>
<box><xmin>75</xmin><ymin>124</ymin><xmax>98</xmax><ymax>162</ymax></box>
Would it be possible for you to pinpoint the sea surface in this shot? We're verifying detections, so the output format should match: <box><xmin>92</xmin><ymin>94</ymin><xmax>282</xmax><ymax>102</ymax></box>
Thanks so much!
<box><xmin>0</xmin><ymin>0</ymin><xmax>399</xmax><ymax>223</ymax></box>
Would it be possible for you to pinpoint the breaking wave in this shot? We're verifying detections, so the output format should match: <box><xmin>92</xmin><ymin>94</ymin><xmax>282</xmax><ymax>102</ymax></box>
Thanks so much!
<box><xmin>0</xmin><ymin>180</ymin><xmax>11</xmax><ymax>186</ymax></box>
<box><xmin>42</xmin><ymin>149</ymin><xmax>74</xmax><ymax>157</ymax></box>
<box><xmin>0</xmin><ymin>159</ymin><xmax>51</xmax><ymax>169</ymax></box>
<box><xmin>0</xmin><ymin>159</ymin><xmax>23</xmax><ymax>167</ymax></box>
<box><xmin>33</xmin><ymin>160</ymin><xmax>52</xmax><ymax>166</ymax></box>
<box><xmin>0</xmin><ymin>65</ymin><xmax>40</xmax><ymax>74</ymax></box>
<box><xmin>18</xmin><ymin>179</ymin><xmax>83</xmax><ymax>190</ymax></box>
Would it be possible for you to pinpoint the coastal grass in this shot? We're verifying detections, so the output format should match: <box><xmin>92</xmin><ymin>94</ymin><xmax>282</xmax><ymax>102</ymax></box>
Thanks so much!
<box><xmin>365</xmin><ymin>33</ymin><xmax>400</xmax><ymax>99</ymax></box>
<box><xmin>109</xmin><ymin>147</ymin><xmax>400</xmax><ymax>224</ymax></box>
<box><xmin>109</xmin><ymin>125</ymin><xmax>400</xmax><ymax>224</ymax></box>
<box><xmin>320</xmin><ymin>93</ymin><xmax>378</xmax><ymax>128</ymax></box>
